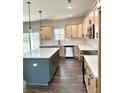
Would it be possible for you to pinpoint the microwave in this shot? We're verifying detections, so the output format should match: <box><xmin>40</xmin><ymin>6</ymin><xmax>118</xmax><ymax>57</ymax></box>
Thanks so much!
<box><xmin>87</xmin><ymin>24</ymin><xmax>95</xmax><ymax>39</ymax></box>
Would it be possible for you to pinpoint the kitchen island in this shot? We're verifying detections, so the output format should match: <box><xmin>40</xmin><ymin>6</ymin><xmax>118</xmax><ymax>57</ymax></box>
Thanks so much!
<box><xmin>23</xmin><ymin>48</ymin><xmax>60</xmax><ymax>86</ymax></box>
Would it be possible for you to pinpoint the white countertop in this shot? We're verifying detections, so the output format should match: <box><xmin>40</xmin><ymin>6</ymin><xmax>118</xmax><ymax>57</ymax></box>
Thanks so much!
<box><xmin>78</xmin><ymin>45</ymin><xmax>96</xmax><ymax>51</ymax></box>
<box><xmin>84</xmin><ymin>55</ymin><xmax>98</xmax><ymax>78</ymax></box>
<box><xmin>23</xmin><ymin>48</ymin><xmax>59</xmax><ymax>59</ymax></box>
<box><xmin>40</xmin><ymin>39</ymin><xmax>97</xmax><ymax>51</ymax></box>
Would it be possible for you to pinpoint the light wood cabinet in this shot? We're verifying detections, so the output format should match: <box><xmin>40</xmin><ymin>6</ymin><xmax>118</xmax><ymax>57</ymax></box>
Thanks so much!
<box><xmin>59</xmin><ymin>46</ymin><xmax>65</xmax><ymax>58</ymax></box>
<box><xmin>82</xmin><ymin>3</ymin><xmax>100</xmax><ymax>39</ymax></box>
<box><xmin>41</xmin><ymin>26</ymin><xmax>53</xmax><ymax>39</ymax></box>
<box><xmin>65</xmin><ymin>25</ymin><xmax>72</xmax><ymax>38</ymax></box>
<box><xmin>65</xmin><ymin>24</ymin><xmax>83</xmax><ymax>38</ymax></box>
<box><xmin>84</xmin><ymin>59</ymin><xmax>98</xmax><ymax>93</ymax></box>
<box><xmin>78</xmin><ymin>24</ymin><xmax>83</xmax><ymax>38</ymax></box>
<box><xmin>74</xmin><ymin>45</ymin><xmax>79</xmax><ymax>58</ymax></box>
<box><xmin>71</xmin><ymin>25</ymin><xmax>78</xmax><ymax>38</ymax></box>
<box><xmin>83</xmin><ymin>17</ymin><xmax>88</xmax><ymax>38</ymax></box>
<box><xmin>94</xmin><ymin>8</ymin><xmax>99</xmax><ymax>39</ymax></box>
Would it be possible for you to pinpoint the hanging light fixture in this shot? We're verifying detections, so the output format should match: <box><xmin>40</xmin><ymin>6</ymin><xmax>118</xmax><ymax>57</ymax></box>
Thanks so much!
<box><xmin>27</xmin><ymin>1</ymin><xmax>32</xmax><ymax>52</ymax></box>
<box><xmin>39</xmin><ymin>10</ymin><xmax>42</xmax><ymax>31</ymax></box>
<box><xmin>68</xmin><ymin>0</ymin><xmax>72</xmax><ymax>9</ymax></box>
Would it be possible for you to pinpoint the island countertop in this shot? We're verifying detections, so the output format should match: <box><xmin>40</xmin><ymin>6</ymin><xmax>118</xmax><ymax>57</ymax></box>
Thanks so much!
<box><xmin>84</xmin><ymin>55</ymin><xmax>98</xmax><ymax>78</ymax></box>
<box><xmin>23</xmin><ymin>48</ymin><xmax>59</xmax><ymax>59</ymax></box>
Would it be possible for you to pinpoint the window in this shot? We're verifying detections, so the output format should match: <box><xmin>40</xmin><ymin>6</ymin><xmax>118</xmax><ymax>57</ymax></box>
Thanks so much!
<box><xmin>23</xmin><ymin>32</ymin><xmax>40</xmax><ymax>53</ymax></box>
<box><xmin>54</xmin><ymin>29</ymin><xmax>65</xmax><ymax>40</ymax></box>
<box><xmin>23</xmin><ymin>33</ymin><xmax>30</xmax><ymax>54</ymax></box>
<box><xmin>30</xmin><ymin>32</ymin><xmax>40</xmax><ymax>50</ymax></box>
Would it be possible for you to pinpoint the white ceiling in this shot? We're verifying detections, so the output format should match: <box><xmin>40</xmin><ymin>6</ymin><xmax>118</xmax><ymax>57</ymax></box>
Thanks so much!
<box><xmin>23</xmin><ymin>0</ymin><xmax>96</xmax><ymax>22</ymax></box>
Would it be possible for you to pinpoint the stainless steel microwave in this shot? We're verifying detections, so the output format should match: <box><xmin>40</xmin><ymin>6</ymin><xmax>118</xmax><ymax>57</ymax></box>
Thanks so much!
<box><xmin>87</xmin><ymin>24</ymin><xmax>95</xmax><ymax>39</ymax></box>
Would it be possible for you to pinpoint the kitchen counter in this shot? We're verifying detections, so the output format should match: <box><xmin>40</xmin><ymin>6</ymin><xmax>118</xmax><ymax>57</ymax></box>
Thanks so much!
<box><xmin>40</xmin><ymin>39</ymin><xmax>97</xmax><ymax>51</ymax></box>
<box><xmin>23</xmin><ymin>48</ymin><xmax>59</xmax><ymax>59</ymax></box>
<box><xmin>78</xmin><ymin>45</ymin><xmax>96</xmax><ymax>51</ymax></box>
<box><xmin>84</xmin><ymin>55</ymin><xmax>98</xmax><ymax>78</ymax></box>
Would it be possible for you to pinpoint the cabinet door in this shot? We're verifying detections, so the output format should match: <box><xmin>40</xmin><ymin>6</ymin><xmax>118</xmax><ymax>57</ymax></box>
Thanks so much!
<box><xmin>78</xmin><ymin>24</ymin><xmax>83</xmax><ymax>38</ymax></box>
<box><xmin>41</xmin><ymin>26</ymin><xmax>53</xmax><ymax>39</ymax></box>
<box><xmin>65</xmin><ymin>25</ymin><xmax>72</xmax><ymax>38</ymax></box>
<box><xmin>74</xmin><ymin>45</ymin><xmax>79</xmax><ymax>58</ymax></box>
<box><xmin>90</xmin><ymin>80</ymin><xmax>96</xmax><ymax>93</ymax></box>
<box><xmin>94</xmin><ymin>8</ymin><xmax>99</xmax><ymax>39</ymax></box>
<box><xmin>49</xmin><ymin>59</ymin><xmax>56</xmax><ymax>79</ymax></box>
<box><xmin>84</xmin><ymin>61</ymin><xmax>89</xmax><ymax>91</ymax></box>
<box><xmin>59</xmin><ymin>46</ymin><xmax>65</xmax><ymax>57</ymax></box>
<box><xmin>46</xmin><ymin>26</ymin><xmax>52</xmax><ymax>39</ymax></box>
<box><xmin>83</xmin><ymin>17</ymin><xmax>88</xmax><ymax>37</ymax></box>
<box><xmin>87</xmin><ymin>77</ymin><xmax>91</xmax><ymax>93</ymax></box>
<box><xmin>71</xmin><ymin>24</ymin><xmax>78</xmax><ymax>38</ymax></box>
<box><xmin>41</xmin><ymin>27</ymin><xmax>46</xmax><ymax>39</ymax></box>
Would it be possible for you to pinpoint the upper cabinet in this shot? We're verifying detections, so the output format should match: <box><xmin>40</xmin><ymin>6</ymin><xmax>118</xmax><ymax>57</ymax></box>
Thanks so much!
<box><xmin>65</xmin><ymin>25</ymin><xmax>72</xmax><ymax>38</ymax></box>
<box><xmin>82</xmin><ymin>2</ymin><xmax>100</xmax><ymax>39</ymax></box>
<box><xmin>65</xmin><ymin>24</ymin><xmax>83</xmax><ymax>39</ymax></box>
<box><xmin>78</xmin><ymin>24</ymin><xmax>83</xmax><ymax>38</ymax></box>
<box><xmin>71</xmin><ymin>24</ymin><xmax>78</xmax><ymax>38</ymax></box>
<box><xmin>40</xmin><ymin>26</ymin><xmax>53</xmax><ymax>39</ymax></box>
<box><xmin>83</xmin><ymin>17</ymin><xmax>89</xmax><ymax>38</ymax></box>
<box><xmin>94</xmin><ymin>8</ymin><xmax>99</xmax><ymax>39</ymax></box>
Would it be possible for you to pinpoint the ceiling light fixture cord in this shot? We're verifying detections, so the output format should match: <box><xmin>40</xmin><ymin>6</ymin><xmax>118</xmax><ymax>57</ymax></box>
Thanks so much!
<box><xmin>68</xmin><ymin>0</ymin><xmax>71</xmax><ymax>3</ymax></box>
<box><xmin>39</xmin><ymin>10</ymin><xmax>42</xmax><ymax>31</ymax></box>
<box><xmin>27</xmin><ymin>1</ymin><xmax>31</xmax><ymax>30</ymax></box>
<box><xmin>27</xmin><ymin>1</ymin><xmax>32</xmax><ymax>52</ymax></box>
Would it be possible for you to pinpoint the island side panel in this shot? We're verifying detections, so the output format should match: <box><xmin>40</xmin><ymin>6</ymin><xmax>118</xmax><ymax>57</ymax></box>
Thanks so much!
<box><xmin>49</xmin><ymin>50</ymin><xmax>60</xmax><ymax>80</ymax></box>
<box><xmin>23</xmin><ymin>58</ymin><xmax>50</xmax><ymax>86</ymax></box>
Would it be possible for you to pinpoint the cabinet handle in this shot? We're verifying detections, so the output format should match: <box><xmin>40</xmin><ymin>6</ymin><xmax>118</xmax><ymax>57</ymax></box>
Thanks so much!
<box><xmin>90</xmin><ymin>74</ymin><xmax>93</xmax><ymax>79</ymax></box>
<box><xmin>52</xmin><ymin>60</ymin><xmax>55</xmax><ymax>65</ymax></box>
<box><xmin>88</xmin><ymin>78</ymin><xmax>90</xmax><ymax>85</ymax></box>
<box><xmin>84</xmin><ymin>69</ymin><xmax>86</xmax><ymax>75</ymax></box>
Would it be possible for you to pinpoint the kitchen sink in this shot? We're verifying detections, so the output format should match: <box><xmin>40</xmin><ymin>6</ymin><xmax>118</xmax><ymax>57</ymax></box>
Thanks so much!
<box><xmin>80</xmin><ymin>50</ymin><xmax>98</xmax><ymax>55</ymax></box>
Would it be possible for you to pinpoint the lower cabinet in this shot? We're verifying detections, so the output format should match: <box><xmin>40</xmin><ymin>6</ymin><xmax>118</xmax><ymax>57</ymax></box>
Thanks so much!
<box><xmin>59</xmin><ymin>46</ymin><xmax>65</xmax><ymax>58</ymax></box>
<box><xmin>49</xmin><ymin>51</ymin><xmax>59</xmax><ymax>80</ymax></box>
<box><xmin>49</xmin><ymin>59</ymin><xmax>56</xmax><ymax>80</ymax></box>
<box><xmin>86</xmin><ymin>77</ymin><xmax>97</xmax><ymax>93</ymax></box>
<box><xmin>84</xmin><ymin>60</ymin><xmax>97</xmax><ymax>93</ymax></box>
<box><xmin>74</xmin><ymin>45</ymin><xmax>79</xmax><ymax>58</ymax></box>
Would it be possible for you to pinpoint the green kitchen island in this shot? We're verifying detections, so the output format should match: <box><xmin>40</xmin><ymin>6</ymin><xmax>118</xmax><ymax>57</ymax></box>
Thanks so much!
<box><xmin>23</xmin><ymin>48</ymin><xmax>59</xmax><ymax>86</ymax></box>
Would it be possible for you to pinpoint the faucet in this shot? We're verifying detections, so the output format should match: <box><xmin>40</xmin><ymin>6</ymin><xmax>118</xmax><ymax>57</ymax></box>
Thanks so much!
<box><xmin>58</xmin><ymin>40</ymin><xmax>60</xmax><ymax>45</ymax></box>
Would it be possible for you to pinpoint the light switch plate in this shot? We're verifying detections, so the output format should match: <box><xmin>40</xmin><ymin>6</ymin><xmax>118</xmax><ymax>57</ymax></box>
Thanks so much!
<box><xmin>33</xmin><ymin>63</ymin><xmax>38</xmax><ymax>67</ymax></box>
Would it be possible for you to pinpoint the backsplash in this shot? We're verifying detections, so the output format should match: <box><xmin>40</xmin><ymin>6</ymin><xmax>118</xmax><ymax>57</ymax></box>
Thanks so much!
<box><xmin>40</xmin><ymin>38</ymin><xmax>98</xmax><ymax>50</ymax></box>
<box><xmin>40</xmin><ymin>38</ymin><xmax>87</xmax><ymax>45</ymax></box>
<box><xmin>85</xmin><ymin>39</ymin><xmax>98</xmax><ymax>50</ymax></box>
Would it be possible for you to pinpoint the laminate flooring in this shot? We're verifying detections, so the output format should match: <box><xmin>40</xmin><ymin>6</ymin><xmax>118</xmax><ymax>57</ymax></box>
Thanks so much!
<box><xmin>25</xmin><ymin>58</ymin><xmax>87</xmax><ymax>93</ymax></box>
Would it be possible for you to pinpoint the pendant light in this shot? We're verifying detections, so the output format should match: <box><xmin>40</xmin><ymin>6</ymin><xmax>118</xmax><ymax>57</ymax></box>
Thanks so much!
<box><xmin>68</xmin><ymin>0</ymin><xmax>72</xmax><ymax>9</ymax></box>
<box><xmin>27</xmin><ymin>1</ymin><xmax>32</xmax><ymax>52</ymax></box>
<box><xmin>39</xmin><ymin>10</ymin><xmax>42</xmax><ymax>31</ymax></box>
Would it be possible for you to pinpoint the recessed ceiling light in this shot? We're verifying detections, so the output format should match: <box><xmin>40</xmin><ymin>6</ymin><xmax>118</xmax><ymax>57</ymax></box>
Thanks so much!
<box><xmin>68</xmin><ymin>6</ymin><xmax>72</xmax><ymax>9</ymax></box>
<box><xmin>69</xmin><ymin>15</ymin><xmax>72</xmax><ymax>17</ymax></box>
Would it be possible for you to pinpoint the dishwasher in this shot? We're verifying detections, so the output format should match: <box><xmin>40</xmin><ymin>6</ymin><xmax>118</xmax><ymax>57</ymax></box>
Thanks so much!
<box><xmin>64</xmin><ymin>46</ymin><xmax>74</xmax><ymax>58</ymax></box>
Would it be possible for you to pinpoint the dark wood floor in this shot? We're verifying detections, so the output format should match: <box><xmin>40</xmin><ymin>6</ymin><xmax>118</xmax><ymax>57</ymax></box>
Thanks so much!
<box><xmin>25</xmin><ymin>58</ymin><xmax>87</xmax><ymax>93</ymax></box>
